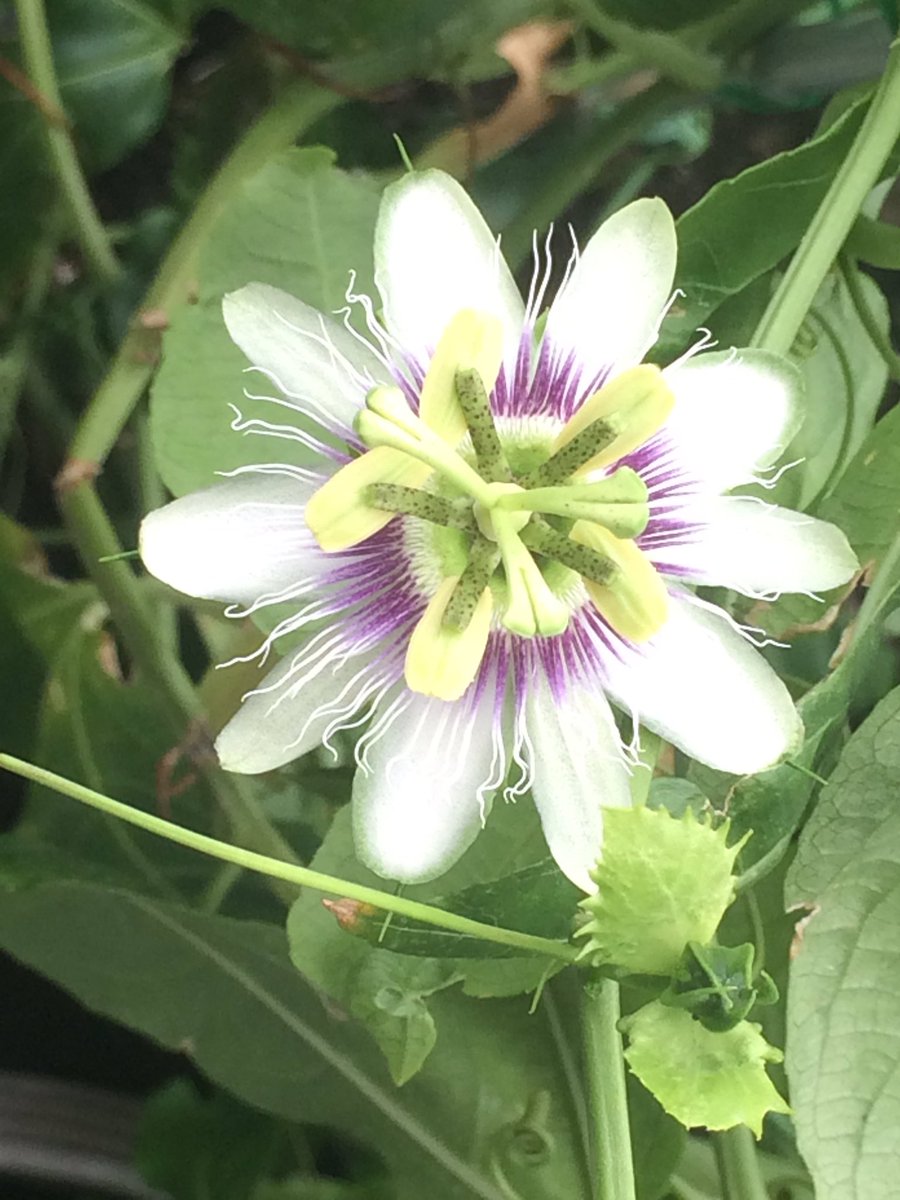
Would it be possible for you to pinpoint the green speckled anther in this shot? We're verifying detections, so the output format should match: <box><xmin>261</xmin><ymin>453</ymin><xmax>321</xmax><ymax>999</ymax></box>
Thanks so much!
<box><xmin>443</xmin><ymin>534</ymin><xmax>502</xmax><ymax>630</ymax></box>
<box><xmin>366</xmin><ymin>483</ymin><xmax>477</xmax><ymax>531</ymax></box>
<box><xmin>454</xmin><ymin>367</ymin><xmax>510</xmax><ymax>482</ymax></box>
<box><xmin>525</xmin><ymin>417</ymin><xmax>618</xmax><ymax>486</ymax></box>
<box><xmin>522</xmin><ymin>519</ymin><xmax>618</xmax><ymax>586</ymax></box>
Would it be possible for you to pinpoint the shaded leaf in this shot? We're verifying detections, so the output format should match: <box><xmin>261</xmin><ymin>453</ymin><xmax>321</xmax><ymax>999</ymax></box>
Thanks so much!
<box><xmin>0</xmin><ymin>882</ymin><xmax>592</xmax><ymax>1200</ymax></box>
<box><xmin>786</xmin><ymin>686</ymin><xmax>900</xmax><ymax>1199</ymax></box>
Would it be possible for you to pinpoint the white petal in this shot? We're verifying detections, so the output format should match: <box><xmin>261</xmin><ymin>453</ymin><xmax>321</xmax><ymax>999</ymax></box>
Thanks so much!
<box><xmin>223</xmin><ymin>283</ymin><xmax>390</xmax><ymax>432</ymax></box>
<box><xmin>216</xmin><ymin>649</ymin><xmax>372</xmax><ymax>774</ymax></box>
<box><xmin>140</xmin><ymin>474</ymin><xmax>319</xmax><ymax>605</ymax></box>
<box><xmin>603</xmin><ymin>598</ymin><xmax>802</xmax><ymax>775</ymax></box>
<box><xmin>374</xmin><ymin>170</ymin><xmax>524</xmax><ymax>365</ymax></box>
<box><xmin>649</xmin><ymin>498</ymin><xmax>859</xmax><ymax>595</ymax></box>
<box><xmin>660</xmin><ymin>349</ymin><xmax>803</xmax><ymax>492</ymax></box>
<box><xmin>353</xmin><ymin>691</ymin><xmax>496</xmax><ymax>883</ymax></box>
<box><xmin>543</xmin><ymin>197</ymin><xmax>676</xmax><ymax>382</ymax></box>
<box><xmin>526</xmin><ymin>674</ymin><xmax>630</xmax><ymax>893</ymax></box>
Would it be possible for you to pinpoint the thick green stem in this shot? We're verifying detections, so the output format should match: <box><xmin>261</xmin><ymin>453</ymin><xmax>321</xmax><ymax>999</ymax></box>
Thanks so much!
<box><xmin>14</xmin><ymin>0</ymin><xmax>120</xmax><ymax>283</ymax></box>
<box><xmin>0</xmin><ymin>752</ymin><xmax>581</xmax><ymax>964</ymax></box>
<box><xmin>67</xmin><ymin>80</ymin><xmax>338</xmax><ymax>467</ymax></box>
<box><xmin>583</xmin><ymin>979</ymin><xmax>636</xmax><ymax>1200</ymax></box>
<box><xmin>714</xmin><ymin>1127</ymin><xmax>769</xmax><ymax>1200</ymax></box>
<box><xmin>752</xmin><ymin>37</ymin><xmax>900</xmax><ymax>356</ymax></box>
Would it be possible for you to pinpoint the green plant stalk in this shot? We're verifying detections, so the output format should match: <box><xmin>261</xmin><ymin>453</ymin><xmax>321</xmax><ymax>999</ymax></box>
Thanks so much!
<box><xmin>56</xmin><ymin>482</ymin><xmax>301</xmax><ymax>885</ymax></box>
<box><xmin>583</xmin><ymin>980</ymin><xmax>636</xmax><ymax>1200</ymax></box>
<box><xmin>714</xmin><ymin>1126</ymin><xmax>769</xmax><ymax>1200</ymax></box>
<box><xmin>14</xmin><ymin>0</ymin><xmax>120</xmax><ymax>283</ymax></box>
<box><xmin>0</xmin><ymin>219</ymin><xmax>59</xmax><ymax>459</ymax></box>
<box><xmin>0</xmin><ymin>752</ymin><xmax>581</xmax><ymax>964</ymax></box>
<box><xmin>752</xmin><ymin>36</ymin><xmax>900</xmax><ymax>355</ymax></box>
<box><xmin>565</xmin><ymin>0</ymin><xmax>721</xmax><ymax>90</ymax></box>
<box><xmin>67</xmin><ymin>79</ymin><xmax>338</xmax><ymax>467</ymax></box>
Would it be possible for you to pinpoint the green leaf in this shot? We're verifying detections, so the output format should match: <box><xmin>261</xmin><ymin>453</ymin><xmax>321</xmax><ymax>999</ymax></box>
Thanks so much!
<box><xmin>150</xmin><ymin>148</ymin><xmax>381</xmax><ymax>496</ymax></box>
<box><xmin>138</xmin><ymin>1079</ymin><xmax>292</xmax><ymax>1200</ymax></box>
<box><xmin>333</xmin><ymin>858</ymin><xmax>580</xmax><ymax>959</ymax></box>
<box><xmin>0</xmin><ymin>519</ymin><xmax>224</xmax><ymax>900</ymax></box>
<box><xmin>213</xmin><ymin>0</ymin><xmax>540</xmax><ymax>85</ymax></box>
<box><xmin>819</xmin><ymin>402</ymin><xmax>900</xmax><ymax>572</ymax></box>
<box><xmin>622</xmin><ymin>1001</ymin><xmax>789</xmax><ymax>1136</ymax></box>
<box><xmin>0</xmin><ymin>0</ymin><xmax>184</xmax><ymax>288</ymax></box>
<box><xmin>660</xmin><ymin>94</ymin><xmax>900</xmax><ymax>355</ymax></box>
<box><xmin>0</xmin><ymin>882</ymin><xmax>592</xmax><ymax>1200</ymax></box>
<box><xmin>579</xmin><ymin>807</ymin><xmax>741</xmax><ymax>976</ymax></box>
<box><xmin>50</xmin><ymin>0</ymin><xmax>186</xmax><ymax>172</ymax></box>
<box><xmin>786</xmin><ymin>685</ymin><xmax>900</xmax><ymax>1199</ymax></box>
<box><xmin>288</xmin><ymin>808</ymin><xmax>565</xmax><ymax>1081</ymax></box>
<box><xmin>773</xmin><ymin>269</ymin><xmax>889</xmax><ymax>512</ymax></box>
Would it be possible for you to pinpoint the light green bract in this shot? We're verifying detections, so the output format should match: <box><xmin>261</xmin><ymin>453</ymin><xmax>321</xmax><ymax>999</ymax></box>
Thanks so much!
<box><xmin>621</xmin><ymin>1001</ymin><xmax>790</xmax><ymax>1136</ymax></box>
<box><xmin>577</xmin><ymin>806</ymin><xmax>744</xmax><ymax>976</ymax></box>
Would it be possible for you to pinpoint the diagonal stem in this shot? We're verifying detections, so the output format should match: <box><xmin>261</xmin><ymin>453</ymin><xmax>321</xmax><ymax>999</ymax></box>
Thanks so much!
<box><xmin>14</xmin><ymin>0</ymin><xmax>120</xmax><ymax>283</ymax></box>
<box><xmin>0</xmin><ymin>752</ymin><xmax>581</xmax><ymax>965</ymax></box>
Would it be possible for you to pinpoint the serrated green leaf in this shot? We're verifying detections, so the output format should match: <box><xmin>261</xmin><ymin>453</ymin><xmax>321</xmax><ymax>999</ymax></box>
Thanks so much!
<box><xmin>579</xmin><ymin>807</ymin><xmax>740</xmax><ymax>976</ymax></box>
<box><xmin>622</xmin><ymin>1001</ymin><xmax>789</xmax><ymax>1136</ymax></box>
<box><xmin>786</xmin><ymin>685</ymin><xmax>900</xmax><ymax>1199</ymax></box>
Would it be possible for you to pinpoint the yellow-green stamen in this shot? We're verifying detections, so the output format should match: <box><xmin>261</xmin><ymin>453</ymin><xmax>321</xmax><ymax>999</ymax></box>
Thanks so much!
<box><xmin>306</xmin><ymin>307</ymin><xmax>674</xmax><ymax>696</ymax></box>
<box><xmin>366</xmin><ymin>483</ymin><xmax>477</xmax><ymax>531</ymax></box>
<box><xmin>522</xmin><ymin>519</ymin><xmax>618</xmax><ymax>587</ymax></box>
<box><xmin>570</xmin><ymin>520</ymin><xmax>669</xmax><ymax>642</ymax></box>
<box><xmin>404</xmin><ymin>575</ymin><xmax>494</xmax><ymax>701</ymax></box>
<box><xmin>495</xmin><ymin>466</ymin><xmax>650</xmax><ymax>538</ymax></box>
<box><xmin>492</xmin><ymin>513</ymin><xmax>570</xmax><ymax>637</ymax></box>
<box><xmin>443</xmin><ymin>534</ymin><xmax>501</xmax><ymax>630</ymax></box>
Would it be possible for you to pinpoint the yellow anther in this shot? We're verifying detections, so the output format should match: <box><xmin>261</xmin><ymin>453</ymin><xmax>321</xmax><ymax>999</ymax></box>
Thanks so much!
<box><xmin>419</xmin><ymin>309</ymin><xmax>505</xmax><ymax>444</ymax></box>
<box><xmin>553</xmin><ymin>365</ymin><xmax>675</xmax><ymax>477</ymax></box>
<box><xmin>305</xmin><ymin>447</ymin><xmax>430</xmax><ymax>552</ymax></box>
<box><xmin>405</xmin><ymin>575</ymin><xmax>494</xmax><ymax>701</ymax></box>
<box><xmin>570</xmin><ymin>520</ymin><xmax>669</xmax><ymax>642</ymax></box>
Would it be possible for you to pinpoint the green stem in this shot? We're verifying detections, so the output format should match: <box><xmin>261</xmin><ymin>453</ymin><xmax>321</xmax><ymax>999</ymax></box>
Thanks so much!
<box><xmin>0</xmin><ymin>752</ymin><xmax>581</xmax><ymax>964</ymax></box>
<box><xmin>565</xmin><ymin>0</ymin><xmax>721</xmax><ymax>89</ymax></box>
<box><xmin>0</xmin><ymin>219</ymin><xmax>59</xmax><ymax>459</ymax></box>
<box><xmin>714</xmin><ymin>1127</ymin><xmax>769</xmax><ymax>1200</ymax></box>
<box><xmin>583</xmin><ymin>979</ymin><xmax>636</xmax><ymax>1200</ymax></box>
<box><xmin>14</xmin><ymin>0</ymin><xmax>120</xmax><ymax>283</ymax></box>
<box><xmin>56</xmin><ymin>483</ymin><xmax>301</xmax><ymax>886</ymax></box>
<box><xmin>838</xmin><ymin>251</ymin><xmax>900</xmax><ymax>382</ymax></box>
<box><xmin>67</xmin><ymin>80</ymin><xmax>338</xmax><ymax>467</ymax></box>
<box><xmin>752</xmin><ymin>36</ymin><xmax>900</xmax><ymax>356</ymax></box>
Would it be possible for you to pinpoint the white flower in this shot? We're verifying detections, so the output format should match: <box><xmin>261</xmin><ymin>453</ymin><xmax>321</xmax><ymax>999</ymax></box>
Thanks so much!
<box><xmin>140</xmin><ymin>170</ymin><xmax>858</xmax><ymax>892</ymax></box>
